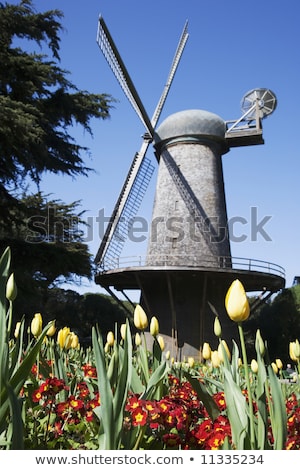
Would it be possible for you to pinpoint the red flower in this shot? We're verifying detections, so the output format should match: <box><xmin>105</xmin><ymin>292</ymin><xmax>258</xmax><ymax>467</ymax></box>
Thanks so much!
<box><xmin>32</xmin><ymin>389</ymin><xmax>42</xmax><ymax>403</ymax></box>
<box><xmin>125</xmin><ymin>394</ymin><xmax>144</xmax><ymax>412</ymax></box>
<box><xmin>68</xmin><ymin>395</ymin><xmax>85</xmax><ymax>412</ymax></box>
<box><xmin>82</xmin><ymin>364</ymin><xmax>97</xmax><ymax>379</ymax></box>
<box><xmin>131</xmin><ymin>407</ymin><xmax>148</xmax><ymax>427</ymax></box>
<box><xmin>162</xmin><ymin>432</ymin><xmax>182</xmax><ymax>447</ymax></box>
<box><xmin>213</xmin><ymin>391</ymin><xmax>226</xmax><ymax>411</ymax></box>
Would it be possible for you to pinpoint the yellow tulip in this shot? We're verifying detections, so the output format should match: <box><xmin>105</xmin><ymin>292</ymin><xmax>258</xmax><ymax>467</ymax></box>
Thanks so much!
<box><xmin>31</xmin><ymin>313</ymin><xmax>43</xmax><ymax>337</ymax></box>
<box><xmin>214</xmin><ymin>316</ymin><xmax>222</xmax><ymax>338</ymax></box>
<box><xmin>225</xmin><ymin>279</ymin><xmax>250</xmax><ymax>322</ymax></box>
<box><xmin>211</xmin><ymin>350</ymin><xmax>221</xmax><ymax>368</ymax></box>
<box><xmin>202</xmin><ymin>342</ymin><xmax>212</xmax><ymax>360</ymax></box>
<box><xmin>106</xmin><ymin>331</ymin><xmax>115</xmax><ymax>346</ymax></box>
<box><xmin>289</xmin><ymin>342</ymin><xmax>297</xmax><ymax>362</ymax></box>
<box><xmin>120</xmin><ymin>323</ymin><xmax>127</xmax><ymax>340</ymax></box>
<box><xmin>165</xmin><ymin>350</ymin><xmax>170</xmax><ymax>360</ymax></box>
<box><xmin>157</xmin><ymin>335</ymin><xmax>165</xmax><ymax>351</ymax></box>
<box><xmin>187</xmin><ymin>356</ymin><xmax>195</xmax><ymax>368</ymax></box>
<box><xmin>70</xmin><ymin>332</ymin><xmax>79</xmax><ymax>349</ymax></box>
<box><xmin>134</xmin><ymin>304</ymin><xmax>148</xmax><ymax>330</ymax></box>
<box><xmin>275</xmin><ymin>358</ymin><xmax>283</xmax><ymax>370</ymax></box>
<box><xmin>294</xmin><ymin>339</ymin><xmax>300</xmax><ymax>358</ymax></box>
<box><xmin>47</xmin><ymin>321</ymin><xmax>56</xmax><ymax>337</ymax></box>
<box><xmin>14</xmin><ymin>321</ymin><xmax>21</xmax><ymax>339</ymax></box>
<box><xmin>251</xmin><ymin>359</ymin><xmax>258</xmax><ymax>374</ymax></box>
<box><xmin>150</xmin><ymin>316</ymin><xmax>159</xmax><ymax>337</ymax></box>
<box><xmin>271</xmin><ymin>362</ymin><xmax>278</xmax><ymax>374</ymax></box>
<box><xmin>217</xmin><ymin>340</ymin><xmax>231</xmax><ymax>362</ymax></box>
<box><xmin>289</xmin><ymin>340</ymin><xmax>300</xmax><ymax>362</ymax></box>
<box><xmin>135</xmin><ymin>332</ymin><xmax>142</xmax><ymax>347</ymax></box>
<box><xmin>57</xmin><ymin>326</ymin><xmax>71</xmax><ymax>349</ymax></box>
<box><xmin>6</xmin><ymin>273</ymin><xmax>17</xmax><ymax>301</ymax></box>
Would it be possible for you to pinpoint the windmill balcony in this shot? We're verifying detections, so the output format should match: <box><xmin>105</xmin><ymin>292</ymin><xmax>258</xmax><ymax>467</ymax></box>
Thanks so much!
<box><xmin>97</xmin><ymin>255</ymin><xmax>285</xmax><ymax>279</ymax></box>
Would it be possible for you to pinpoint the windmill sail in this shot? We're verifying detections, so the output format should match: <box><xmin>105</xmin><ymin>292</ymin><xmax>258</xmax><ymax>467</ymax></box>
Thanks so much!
<box><xmin>95</xmin><ymin>18</ymin><xmax>189</xmax><ymax>270</ymax></box>
<box><xmin>96</xmin><ymin>16</ymin><xmax>154</xmax><ymax>136</ymax></box>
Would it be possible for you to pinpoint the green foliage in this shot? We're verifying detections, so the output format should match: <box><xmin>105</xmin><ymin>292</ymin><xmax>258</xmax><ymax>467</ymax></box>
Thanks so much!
<box><xmin>0</xmin><ymin>0</ymin><xmax>114</xmax><ymax>186</ymax></box>
<box><xmin>0</xmin><ymin>246</ymin><xmax>53</xmax><ymax>449</ymax></box>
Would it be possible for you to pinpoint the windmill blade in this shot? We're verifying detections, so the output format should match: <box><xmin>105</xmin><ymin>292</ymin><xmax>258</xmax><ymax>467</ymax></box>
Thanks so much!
<box><xmin>95</xmin><ymin>19</ymin><xmax>189</xmax><ymax>269</ymax></box>
<box><xmin>94</xmin><ymin>138</ymin><xmax>154</xmax><ymax>268</ymax></box>
<box><xmin>150</xmin><ymin>20</ymin><xmax>188</xmax><ymax>128</ymax></box>
<box><xmin>97</xmin><ymin>15</ymin><xmax>154</xmax><ymax>137</ymax></box>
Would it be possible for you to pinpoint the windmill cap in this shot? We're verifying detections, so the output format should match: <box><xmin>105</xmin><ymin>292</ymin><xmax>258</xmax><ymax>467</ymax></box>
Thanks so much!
<box><xmin>154</xmin><ymin>109</ymin><xmax>227</xmax><ymax>152</ymax></box>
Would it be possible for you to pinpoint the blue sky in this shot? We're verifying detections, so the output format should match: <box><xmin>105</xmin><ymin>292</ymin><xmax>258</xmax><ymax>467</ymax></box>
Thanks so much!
<box><xmin>13</xmin><ymin>1</ymin><xmax>300</xmax><ymax>294</ymax></box>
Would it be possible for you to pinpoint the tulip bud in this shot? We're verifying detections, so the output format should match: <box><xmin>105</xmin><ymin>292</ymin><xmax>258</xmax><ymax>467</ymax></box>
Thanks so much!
<box><xmin>217</xmin><ymin>340</ymin><xmax>231</xmax><ymax>362</ymax></box>
<box><xmin>251</xmin><ymin>359</ymin><xmax>258</xmax><ymax>374</ymax></box>
<box><xmin>70</xmin><ymin>332</ymin><xmax>79</xmax><ymax>349</ymax></box>
<box><xmin>120</xmin><ymin>323</ymin><xmax>127</xmax><ymax>340</ymax></box>
<box><xmin>14</xmin><ymin>321</ymin><xmax>21</xmax><ymax>339</ymax></box>
<box><xmin>294</xmin><ymin>339</ymin><xmax>300</xmax><ymax>359</ymax></box>
<box><xmin>289</xmin><ymin>342</ymin><xmax>297</xmax><ymax>362</ymax></box>
<box><xmin>106</xmin><ymin>331</ymin><xmax>115</xmax><ymax>347</ymax></box>
<box><xmin>275</xmin><ymin>358</ymin><xmax>283</xmax><ymax>370</ymax></box>
<box><xmin>214</xmin><ymin>317</ymin><xmax>222</xmax><ymax>338</ymax></box>
<box><xmin>202</xmin><ymin>342</ymin><xmax>212</xmax><ymax>361</ymax></box>
<box><xmin>255</xmin><ymin>329</ymin><xmax>265</xmax><ymax>357</ymax></box>
<box><xmin>187</xmin><ymin>356</ymin><xmax>195</xmax><ymax>368</ymax></box>
<box><xmin>165</xmin><ymin>350</ymin><xmax>170</xmax><ymax>360</ymax></box>
<box><xmin>211</xmin><ymin>350</ymin><xmax>221</xmax><ymax>368</ymax></box>
<box><xmin>157</xmin><ymin>335</ymin><xmax>165</xmax><ymax>351</ymax></box>
<box><xmin>271</xmin><ymin>362</ymin><xmax>278</xmax><ymax>374</ymax></box>
<box><xmin>135</xmin><ymin>332</ymin><xmax>142</xmax><ymax>347</ymax></box>
<box><xmin>6</xmin><ymin>273</ymin><xmax>17</xmax><ymax>301</ymax></box>
<box><xmin>31</xmin><ymin>313</ymin><xmax>43</xmax><ymax>337</ymax></box>
<box><xmin>134</xmin><ymin>304</ymin><xmax>148</xmax><ymax>331</ymax></box>
<box><xmin>47</xmin><ymin>321</ymin><xmax>56</xmax><ymax>337</ymax></box>
<box><xmin>225</xmin><ymin>279</ymin><xmax>250</xmax><ymax>322</ymax></box>
<box><xmin>150</xmin><ymin>316</ymin><xmax>159</xmax><ymax>337</ymax></box>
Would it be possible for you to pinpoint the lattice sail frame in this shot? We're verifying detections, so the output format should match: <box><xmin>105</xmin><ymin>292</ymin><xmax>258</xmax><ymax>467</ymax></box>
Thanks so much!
<box><xmin>95</xmin><ymin>17</ymin><xmax>189</xmax><ymax>270</ymax></box>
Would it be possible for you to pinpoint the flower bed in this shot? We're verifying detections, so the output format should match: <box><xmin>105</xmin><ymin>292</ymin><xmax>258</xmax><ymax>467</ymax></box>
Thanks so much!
<box><xmin>1</xmin><ymin>247</ymin><xmax>300</xmax><ymax>450</ymax></box>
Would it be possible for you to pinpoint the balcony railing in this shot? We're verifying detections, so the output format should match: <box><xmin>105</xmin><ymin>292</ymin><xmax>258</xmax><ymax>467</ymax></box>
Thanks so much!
<box><xmin>97</xmin><ymin>255</ymin><xmax>285</xmax><ymax>279</ymax></box>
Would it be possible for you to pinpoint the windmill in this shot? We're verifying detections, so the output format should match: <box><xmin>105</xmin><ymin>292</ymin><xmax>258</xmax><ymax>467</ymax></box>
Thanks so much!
<box><xmin>94</xmin><ymin>17</ymin><xmax>285</xmax><ymax>357</ymax></box>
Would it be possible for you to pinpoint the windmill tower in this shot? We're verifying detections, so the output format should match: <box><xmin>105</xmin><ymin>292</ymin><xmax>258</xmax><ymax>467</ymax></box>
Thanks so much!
<box><xmin>95</xmin><ymin>17</ymin><xmax>285</xmax><ymax>357</ymax></box>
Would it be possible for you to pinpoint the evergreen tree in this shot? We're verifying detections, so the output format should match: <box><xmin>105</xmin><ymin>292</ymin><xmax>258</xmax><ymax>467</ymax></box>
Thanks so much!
<box><xmin>0</xmin><ymin>1</ymin><xmax>114</xmax><ymax>290</ymax></box>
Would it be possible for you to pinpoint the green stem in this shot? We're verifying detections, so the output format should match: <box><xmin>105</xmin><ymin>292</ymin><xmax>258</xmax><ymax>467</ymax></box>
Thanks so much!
<box><xmin>6</xmin><ymin>300</ymin><xmax>13</xmax><ymax>336</ymax></box>
<box><xmin>133</xmin><ymin>425</ymin><xmax>147</xmax><ymax>450</ymax></box>
<box><xmin>264</xmin><ymin>379</ymin><xmax>274</xmax><ymax>425</ymax></box>
<box><xmin>238</xmin><ymin>322</ymin><xmax>256</xmax><ymax>449</ymax></box>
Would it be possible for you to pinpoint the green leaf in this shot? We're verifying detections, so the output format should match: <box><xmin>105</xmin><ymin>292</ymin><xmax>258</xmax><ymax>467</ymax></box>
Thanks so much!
<box><xmin>255</xmin><ymin>347</ymin><xmax>269</xmax><ymax>449</ymax></box>
<box><xmin>0</xmin><ymin>247</ymin><xmax>10</xmax><ymax>310</ymax></box>
<box><xmin>223</xmin><ymin>368</ymin><xmax>249</xmax><ymax>449</ymax></box>
<box><xmin>92</xmin><ymin>327</ymin><xmax>115</xmax><ymax>449</ymax></box>
<box><xmin>267</xmin><ymin>363</ymin><xmax>287</xmax><ymax>449</ymax></box>
<box><xmin>0</xmin><ymin>322</ymin><xmax>52</xmax><ymax>429</ymax></box>
<box><xmin>113</xmin><ymin>321</ymin><xmax>132</xmax><ymax>448</ymax></box>
<box><xmin>5</xmin><ymin>381</ymin><xmax>24</xmax><ymax>450</ymax></box>
<box><xmin>183</xmin><ymin>370</ymin><xmax>220</xmax><ymax>421</ymax></box>
<box><xmin>140</xmin><ymin>361</ymin><xmax>170</xmax><ymax>401</ymax></box>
